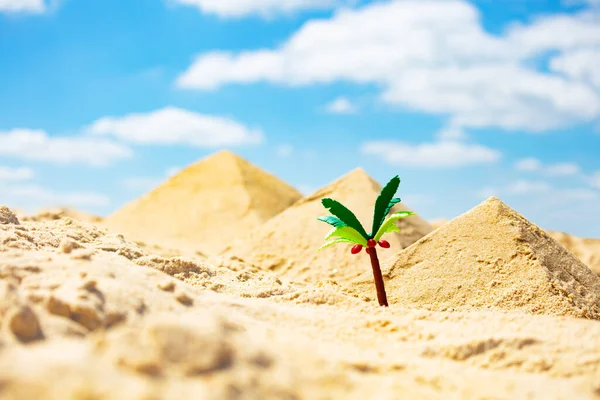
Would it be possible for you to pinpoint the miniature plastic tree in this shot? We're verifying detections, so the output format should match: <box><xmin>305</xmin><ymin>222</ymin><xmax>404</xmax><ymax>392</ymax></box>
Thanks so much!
<box><xmin>317</xmin><ymin>175</ymin><xmax>414</xmax><ymax>307</ymax></box>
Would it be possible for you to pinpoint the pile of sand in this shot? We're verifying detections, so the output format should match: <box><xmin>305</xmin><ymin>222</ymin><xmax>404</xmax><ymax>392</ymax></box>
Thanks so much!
<box><xmin>548</xmin><ymin>231</ymin><xmax>600</xmax><ymax>276</ymax></box>
<box><xmin>353</xmin><ymin>197</ymin><xmax>600</xmax><ymax>319</ymax></box>
<box><xmin>431</xmin><ymin>219</ymin><xmax>600</xmax><ymax>276</ymax></box>
<box><xmin>224</xmin><ymin>168</ymin><xmax>434</xmax><ymax>283</ymax></box>
<box><xmin>18</xmin><ymin>207</ymin><xmax>103</xmax><ymax>224</ymax></box>
<box><xmin>4</xmin><ymin>205</ymin><xmax>600</xmax><ymax>398</ymax></box>
<box><xmin>102</xmin><ymin>151</ymin><xmax>302</xmax><ymax>255</ymax></box>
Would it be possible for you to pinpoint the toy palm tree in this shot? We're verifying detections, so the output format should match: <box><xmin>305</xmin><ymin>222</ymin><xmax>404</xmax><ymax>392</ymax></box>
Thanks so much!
<box><xmin>317</xmin><ymin>175</ymin><xmax>414</xmax><ymax>307</ymax></box>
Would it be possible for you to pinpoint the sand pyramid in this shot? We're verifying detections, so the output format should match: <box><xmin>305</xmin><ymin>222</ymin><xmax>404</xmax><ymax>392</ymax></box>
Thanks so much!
<box><xmin>353</xmin><ymin>197</ymin><xmax>600</xmax><ymax>319</ymax></box>
<box><xmin>224</xmin><ymin>168</ymin><xmax>434</xmax><ymax>283</ymax></box>
<box><xmin>547</xmin><ymin>231</ymin><xmax>600</xmax><ymax>276</ymax></box>
<box><xmin>103</xmin><ymin>150</ymin><xmax>302</xmax><ymax>254</ymax></box>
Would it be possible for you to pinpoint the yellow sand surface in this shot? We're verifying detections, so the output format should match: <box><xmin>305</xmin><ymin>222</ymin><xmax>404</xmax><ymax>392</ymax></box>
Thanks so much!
<box><xmin>548</xmin><ymin>231</ymin><xmax>600</xmax><ymax>276</ymax></box>
<box><xmin>353</xmin><ymin>197</ymin><xmax>600</xmax><ymax>319</ymax></box>
<box><xmin>223</xmin><ymin>168</ymin><xmax>434</xmax><ymax>283</ymax></box>
<box><xmin>102</xmin><ymin>151</ymin><xmax>302</xmax><ymax>255</ymax></box>
<box><xmin>3</xmin><ymin>186</ymin><xmax>600</xmax><ymax>399</ymax></box>
<box><xmin>431</xmin><ymin>219</ymin><xmax>600</xmax><ymax>276</ymax></box>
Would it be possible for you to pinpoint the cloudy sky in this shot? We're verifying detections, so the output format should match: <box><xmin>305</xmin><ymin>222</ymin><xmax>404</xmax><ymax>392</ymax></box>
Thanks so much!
<box><xmin>1</xmin><ymin>0</ymin><xmax>599</xmax><ymax>237</ymax></box>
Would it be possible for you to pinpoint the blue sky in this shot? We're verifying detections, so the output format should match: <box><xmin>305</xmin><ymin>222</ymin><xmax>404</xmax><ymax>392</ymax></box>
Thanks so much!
<box><xmin>1</xmin><ymin>0</ymin><xmax>599</xmax><ymax>237</ymax></box>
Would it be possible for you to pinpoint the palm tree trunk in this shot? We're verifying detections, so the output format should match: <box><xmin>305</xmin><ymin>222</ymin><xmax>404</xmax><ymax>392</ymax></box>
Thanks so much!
<box><xmin>367</xmin><ymin>248</ymin><xmax>388</xmax><ymax>307</ymax></box>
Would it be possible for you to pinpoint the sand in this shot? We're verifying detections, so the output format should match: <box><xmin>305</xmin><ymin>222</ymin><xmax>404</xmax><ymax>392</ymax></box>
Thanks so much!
<box><xmin>4</xmin><ymin>164</ymin><xmax>600</xmax><ymax>400</ymax></box>
<box><xmin>102</xmin><ymin>150</ymin><xmax>302</xmax><ymax>255</ymax></box>
<box><xmin>3</xmin><ymin>204</ymin><xmax>600</xmax><ymax>399</ymax></box>
<box><xmin>431</xmin><ymin>219</ymin><xmax>600</xmax><ymax>277</ymax></box>
<box><xmin>223</xmin><ymin>168</ymin><xmax>434</xmax><ymax>283</ymax></box>
<box><xmin>548</xmin><ymin>231</ymin><xmax>600</xmax><ymax>276</ymax></box>
<box><xmin>353</xmin><ymin>197</ymin><xmax>600</xmax><ymax>319</ymax></box>
<box><xmin>18</xmin><ymin>207</ymin><xmax>103</xmax><ymax>224</ymax></box>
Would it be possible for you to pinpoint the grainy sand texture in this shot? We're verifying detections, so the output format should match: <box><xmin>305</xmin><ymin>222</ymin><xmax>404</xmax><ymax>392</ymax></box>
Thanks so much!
<box><xmin>2</xmin><ymin>157</ymin><xmax>600</xmax><ymax>400</ymax></box>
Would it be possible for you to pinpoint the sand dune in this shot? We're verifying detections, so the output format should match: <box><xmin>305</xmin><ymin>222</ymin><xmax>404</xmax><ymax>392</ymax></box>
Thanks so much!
<box><xmin>353</xmin><ymin>197</ymin><xmax>600</xmax><ymax>319</ymax></box>
<box><xmin>102</xmin><ymin>151</ymin><xmax>302</xmax><ymax>256</ymax></box>
<box><xmin>223</xmin><ymin>168</ymin><xmax>434</xmax><ymax>283</ymax></box>
<box><xmin>431</xmin><ymin>219</ymin><xmax>600</xmax><ymax>277</ymax></box>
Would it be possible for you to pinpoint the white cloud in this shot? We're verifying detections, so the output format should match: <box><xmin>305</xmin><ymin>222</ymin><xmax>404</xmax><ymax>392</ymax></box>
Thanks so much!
<box><xmin>481</xmin><ymin>181</ymin><xmax>598</xmax><ymax>199</ymax></box>
<box><xmin>0</xmin><ymin>166</ymin><xmax>34</xmax><ymax>182</ymax></box>
<box><xmin>383</xmin><ymin>65</ymin><xmax>600</xmax><ymax>132</ymax></box>
<box><xmin>507</xmin><ymin>180</ymin><xmax>552</xmax><ymax>195</ymax></box>
<box><xmin>176</xmin><ymin>0</ymin><xmax>600</xmax><ymax>132</ymax></box>
<box><xmin>0</xmin><ymin>0</ymin><xmax>45</xmax><ymax>13</ymax></box>
<box><xmin>546</xmin><ymin>162</ymin><xmax>581</xmax><ymax>176</ymax></box>
<box><xmin>325</xmin><ymin>97</ymin><xmax>358</xmax><ymax>114</ymax></box>
<box><xmin>589</xmin><ymin>171</ymin><xmax>600</xmax><ymax>188</ymax></box>
<box><xmin>436</xmin><ymin>126</ymin><xmax>468</xmax><ymax>141</ymax></box>
<box><xmin>514</xmin><ymin>158</ymin><xmax>581</xmax><ymax>176</ymax></box>
<box><xmin>550</xmin><ymin>48</ymin><xmax>600</xmax><ymax>89</ymax></box>
<box><xmin>0</xmin><ymin>183</ymin><xmax>110</xmax><ymax>208</ymax></box>
<box><xmin>361</xmin><ymin>139</ymin><xmax>501</xmax><ymax>168</ymax></box>
<box><xmin>557</xmin><ymin>187</ymin><xmax>599</xmax><ymax>200</ymax></box>
<box><xmin>275</xmin><ymin>144</ymin><xmax>293</xmax><ymax>158</ymax></box>
<box><xmin>515</xmin><ymin>158</ymin><xmax>542</xmax><ymax>171</ymax></box>
<box><xmin>0</xmin><ymin>129</ymin><xmax>133</xmax><ymax>166</ymax></box>
<box><xmin>86</xmin><ymin>107</ymin><xmax>263</xmax><ymax>147</ymax></box>
<box><xmin>169</xmin><ymin>0</ymin><xmax>349</xmax><ymax>18</ymax></box>
<box><xmin>506</xmin><ymin>11</ymin><xmax>600</xmax><ymax>56</ymax></box>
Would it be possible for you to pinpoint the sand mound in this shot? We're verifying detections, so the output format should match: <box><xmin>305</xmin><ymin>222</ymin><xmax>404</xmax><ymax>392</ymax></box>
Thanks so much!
<box><xmin>0</xmin><ymin>206</ymin><xmax>20</xmax><ymax>225</ymax></box>
<box><xmin>353</xmin><ymin>197</ymin><xmax>600</xmax><ymax>319</ymax></box>
<box><xmin>224</xmin><ymin>168</ymin><xmax>433</xmax><ymax>283</ymax></box>
<box><xmin>548</xmin><ymin>231</ymin><xmax>600</xmax><ymax>276</ymax></box>
<box><xmin>103</xmin><ymin>150</ymin><xmax>302</xmax><ymax>255</ymax></box>
<box><xmin>0</xmin><ymin>205</ymin><xmax>300</xmax><ymax>307</ymax></box>
<box><xmin>19</xmin><ymin>207</ymin><xmax>103</xmax><ymax>224</ymax></box>
<box><xmin>430</xmin><ymin>217</ymin><xmax>600</xmax><ymax>276</ymax></box>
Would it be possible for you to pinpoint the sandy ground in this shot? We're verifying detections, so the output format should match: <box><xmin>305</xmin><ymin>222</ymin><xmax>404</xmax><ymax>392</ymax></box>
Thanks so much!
<box><xmin>2</xmin><ymin>203</ymin><xmax>600</xmax><ymax>400</ymax></box>
<box><xmin>2</xmin><ymin>159</ymin><xmax>600</xmax><ymax>399</ymax></box>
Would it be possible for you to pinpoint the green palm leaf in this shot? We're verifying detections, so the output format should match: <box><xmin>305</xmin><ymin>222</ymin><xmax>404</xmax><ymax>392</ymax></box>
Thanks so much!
<box><xmin>321</xmin><ymin>198</ymin><xmax>369</xmax><ymax>239</ymax></box>
<box><xmin>317</xmin><ymin>215</ymin><xmax>347</xmax><ymax>228</ymax></box>
<box><xmin>318</xmin><ymin>237</ymin><xmax>355</xmax><ymax>251</ymax></box>
<box><xmin>371</xmin><ymin>175</ymin><xmax>401</xmax><ymax>237</ymax></box>
<box><xmin>373</xmin><ymin>211</ymin><xmax>415</xmax><ymax>241</ymax></box>
<box><xmin>325</xmin><ymin>226</ymin><xmax>368</xmax><ymax>246</ymax></box>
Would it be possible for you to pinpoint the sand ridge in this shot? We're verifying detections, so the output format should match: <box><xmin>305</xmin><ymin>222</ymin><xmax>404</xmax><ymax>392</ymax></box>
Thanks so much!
<box><xmin>223</xmin><ymin>168</ymin><xmax>434</xmax><ymax>283</ymax></box>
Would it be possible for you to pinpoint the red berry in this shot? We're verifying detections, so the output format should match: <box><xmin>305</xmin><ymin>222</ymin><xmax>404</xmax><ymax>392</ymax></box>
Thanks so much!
<box><xmin>367</xmin><ymin>239</ymin><xmax>376</xmax><ymax>248</ymax></box>
<box><xmin>351</xmin><ymin>244</ymin><xmax>363</xmax><ymax>254</ymax></box>
<box><xmin>378</xmin><ymin>240</ymin><xmax>390</xmax><ymax>248</ymax></box>
<box><xmin>366</xmin><ymin>247</ymin><xmax>374</xmax><ymax>254</ymax></box>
